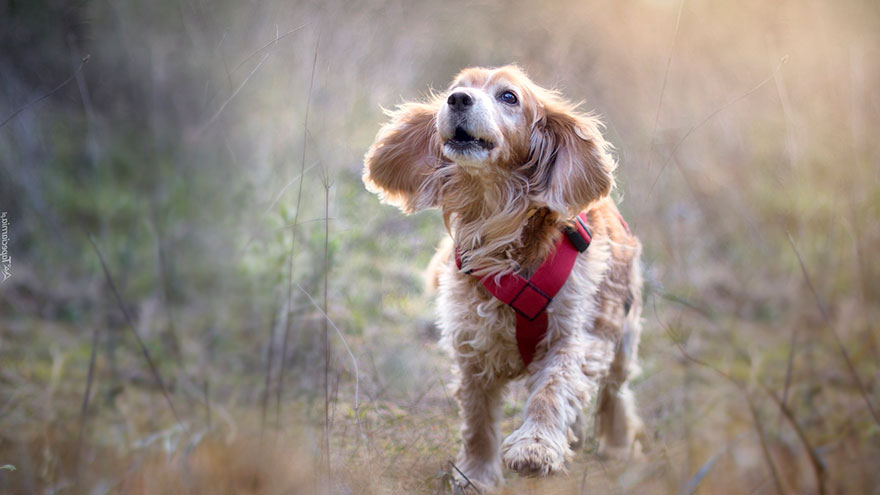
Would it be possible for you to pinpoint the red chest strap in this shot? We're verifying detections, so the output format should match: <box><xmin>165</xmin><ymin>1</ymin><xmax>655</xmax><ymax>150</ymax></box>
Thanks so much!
<box><xmin>455</xmin><ymin>212</ymin><xmax>592</xmax><ymax>367</ymax></box>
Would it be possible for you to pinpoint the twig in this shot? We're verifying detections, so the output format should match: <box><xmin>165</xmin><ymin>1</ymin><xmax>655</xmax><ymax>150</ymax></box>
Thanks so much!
<box><xmin>0</xmin><ymin>55</ymin><xmax>90</xmax><ymax>129</ymax></box>
<box><xmin>655</xmin><ymin>298</ymin><xmax>784</xmax><ymax>495</ymax></box>
<box><xmin>447</xmin><ymin>461</ymin><xmax>481</xmax><ymax>494</ymax></box>
<box><xmin>432</xmin><ymin>365</ymin><xmax>455</xmax><ymax>412</ymax></box>
<box><xmin>660</xmin><ymin>290</ymin><xmax>717</xmax><ymax>322</ymax></box>
<box><xmin>202</xmin><ymin>377</ymin><xmax>211</xmax><ymax>428</ymax></box>
<box><xmin>578</xmin><ymin>461</ymin><xmax>590</xmax><ymax>495</ymax></box>
<box><xmin>74</xmin><ymin>322</ymin><xmax>100</xmax><ymax>489</ymax></box>
<box><xmin>786</xmin><ymin>232</ymin><xmax>880</xmax><ymax>425</ymax></box>
<box><xmin>644</xmin><ymin>0</ymin><xmax>685</xmax><ymax>176</ymax></box>
<box><xmin>743</xmin><ymin>393</ymin><xmax>785</xmax><ymax>495</ymax></box>
<box><xmin>673</xmin><ymin>340</ymin><xmax>784</xmax><ymax>495</ymax></box>
<box><xmin>777</xmin><ymin>323</ymin><xmax>799</xmax><ymax>430</ymax></box>
<box><xmin>292</xmin><ymin>281</ymin><xmax>369</xmax><ymax>455</ymax></box>
<box><xmin>149</xmin><ymin>210</ymin><xmax>183</xmax><ymax>369</ymax></box>
<box><xmin>758</xmin><ymin>383</ymin><xmax>827</xmax><ymax>494</ymax></box>
<box><xmin>231</xmin><ymin>23</ymin><xmax>309</xmax><ymax>74</ymax></box>
<box><xmin>321</xmin><ymin>172</ymin><xmax>332</xmax><ymax>473</ymax></box>
<box><xmin>236</xmin><ymin>169</ymin><xmax>325</xmax><ymax>264</ymax></box>
<box><xmin>197</xmin><ymin>26</ymin><xmax>279</xmax><ymax>136</ymax></box>
<box><xmin>87</xmin><ymin>234</ymin><xmax>183</xmax><ymax>427</ymax></box>
<box><xmin>656</xmin><ymin>288</ymin><xmax>827</xmax><ymax>494</ymax></box>
<box><xmin>261</xmin><ymin>161</ymin><xmax>321</xmax><ymax>216</ymax></box>
<box><xmin>276</xmin><ymin>32</ymin><xmax>320</xmax><ymax>427</ymax></box>
<box><xmin>255</xmin><ymin>295</ymin><xmax>278</xmax><ymax>490</ymax></box>
<box><xmin>197</xmin><ymin>23</ymin><xmax>308</xmax><ymax>134</ymax></box>
<box><xmin>748</xmin><ymin>475</ymin><xmax>774</xmax><ymax>495</ymax></box>
<box><xmin>646</xmin><ymin>56</ymin><xmax>789</xmax><ymax>197</ymax></box>
<box><xmin>260</xmin><ymin>295</ymin><xmax>279</xmax><ymax>441</ymax></box>
<box><xmin>684</xmin><ymin>448</ymin><xmax>722</xmax><ymax>495</ymax></box>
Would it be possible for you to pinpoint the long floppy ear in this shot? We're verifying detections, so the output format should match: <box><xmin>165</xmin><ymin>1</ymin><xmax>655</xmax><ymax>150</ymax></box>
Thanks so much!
<box><xmin>528</xmin><ymin>105</ymin><xmax>616</xmax><ymax>216</ymax></box>
<box><xmin>363</xmin><ymin>100</ymin><xmax>443</xmax><ymax>213</ymax></box>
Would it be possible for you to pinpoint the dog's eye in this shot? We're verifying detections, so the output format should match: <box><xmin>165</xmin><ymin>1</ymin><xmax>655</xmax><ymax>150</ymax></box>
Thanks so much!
<box><xmin>498</xmin><ymin>91</ymin><xmax>518</xmax><ymax>105</ymax></box>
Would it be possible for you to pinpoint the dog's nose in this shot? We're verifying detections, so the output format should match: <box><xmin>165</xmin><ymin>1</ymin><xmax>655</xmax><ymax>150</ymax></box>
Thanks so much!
<box><xmin>447</xmin><ymin>91</ymin><xmax>474</xmax><ymax>112</ymax></box>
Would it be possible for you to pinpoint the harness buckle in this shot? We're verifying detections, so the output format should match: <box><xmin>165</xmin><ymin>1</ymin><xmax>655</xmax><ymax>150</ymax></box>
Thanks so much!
<box><xmin>564</xmin><ymin>216</ymin><xmax>592</xmax><ymax>253</ymax></box>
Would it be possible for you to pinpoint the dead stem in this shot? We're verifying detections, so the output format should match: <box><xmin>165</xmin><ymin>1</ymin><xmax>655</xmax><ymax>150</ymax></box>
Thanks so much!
<box><xmin>786</xmin><ymin>232</ymin><xmax>880</xmax><ymax>426</ymax></box>
<box><xmin>88</xmin><ymin>233</ymin><xmax>183</xmax><ymax>428</ymax></box>
<box><xmin>276</xmin><ymin>32</ymin><xmax>320</xmax><ymax>429</ymax></box>
<box><xmin>74</xmin><ymin>322</ymin><xmax>100</xmax><ymax>489</ymax></box>
<box><xmin>646</xmin><ymin>56</ymin><xmax>789</xmax><ymax>197</ymax></box>
<box><xmin>0</xmin><ymin>55</ymin><xmax>90</xmax><ymax>129</ymax></box>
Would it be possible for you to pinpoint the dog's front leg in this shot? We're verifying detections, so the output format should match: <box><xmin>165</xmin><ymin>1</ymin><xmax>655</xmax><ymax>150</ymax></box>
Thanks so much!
<box><xmin>453</xmin><ymin>362</ymin><xmax>506</xmax><ymax>491</ymax></box>
<box><xmin>502</xmin><ymin>335</ymin><xmax>613</xmax><ymax>475</ymax></box>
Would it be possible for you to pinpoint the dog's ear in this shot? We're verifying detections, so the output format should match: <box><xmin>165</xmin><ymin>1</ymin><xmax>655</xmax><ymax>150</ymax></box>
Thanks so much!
<box><xmin>363</xmin><ymin>100</ymin><xmax>443</xmax><ymax>213</ymax></box>
<box><xmin>528</xmin><ymin>105</ymin><xmax>616</xmax><ymax>216</ymax></box>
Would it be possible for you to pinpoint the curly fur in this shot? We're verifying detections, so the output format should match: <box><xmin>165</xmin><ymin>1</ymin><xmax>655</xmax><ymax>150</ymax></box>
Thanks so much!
<box><xmin>364</xmin><ymin>65</ymin><xmax>645</xmax><ymax>491</ymax></box>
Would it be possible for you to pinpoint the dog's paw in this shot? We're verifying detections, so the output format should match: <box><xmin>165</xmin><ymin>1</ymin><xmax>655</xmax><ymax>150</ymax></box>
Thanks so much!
<box><xmin>597</xmin><ymin>425</ymin><xmax>646</xmax><ymax>461</ymax></box>
<box><xmin>567</xmin><ymin>409</ymin><xmax>588</xmax><ymax>449</ymax></box>
<box><xmin>501</xmin><ymin>429</ymin><xmax>569</xmax><ymax>476</ymax></box>
<box><xmin>597</xmin><ymin>418</ymin><xmax>646</xmax><ymax>461</ymax></box>
<box><xmin>596</xmin><ymin>442</ymin><xmax>642</xmax><ymax>461</ymax></box>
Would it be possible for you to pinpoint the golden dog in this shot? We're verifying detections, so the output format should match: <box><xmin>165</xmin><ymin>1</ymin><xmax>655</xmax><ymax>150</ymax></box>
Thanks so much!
<box><xmin>364</xmin><ymin>65</ymin><xmax>644</xmax><ymax>491</ymax></box>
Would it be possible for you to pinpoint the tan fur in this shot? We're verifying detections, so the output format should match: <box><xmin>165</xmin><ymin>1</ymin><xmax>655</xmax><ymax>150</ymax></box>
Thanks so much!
<box><xmin>364</xmin><ymin>66</ymin><xmax>644</xmax><ymax>491</ymax></box>
<box><xmin>363</xmin><ymin>99</ymin><xmax>444</xmax><ymax>213</ymax></box>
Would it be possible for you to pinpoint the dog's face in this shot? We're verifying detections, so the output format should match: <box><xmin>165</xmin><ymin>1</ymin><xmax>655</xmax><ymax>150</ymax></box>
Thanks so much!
<box><xmin>437</xmin><ymin>68</ymin><xmax>532</xmax><ymax>167</ymax></box>
<box><xmin>364</xmin><ymin>65</ymin><xmax>616</xmax><ymax>217</ymax></box>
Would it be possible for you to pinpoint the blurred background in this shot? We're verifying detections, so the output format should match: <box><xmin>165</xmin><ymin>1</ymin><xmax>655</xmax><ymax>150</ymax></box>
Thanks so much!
<box><xmin>1</xmin><ymin>0</ymin><xmax>878</xmax><ymax>493</ymax></box>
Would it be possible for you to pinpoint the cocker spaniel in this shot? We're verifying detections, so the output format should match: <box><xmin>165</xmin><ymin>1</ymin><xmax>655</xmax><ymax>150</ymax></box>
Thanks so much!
<box><xmin>363</xmin><ymin>65</ymin><xmax>644</xmax><ymax>491</ymax></box>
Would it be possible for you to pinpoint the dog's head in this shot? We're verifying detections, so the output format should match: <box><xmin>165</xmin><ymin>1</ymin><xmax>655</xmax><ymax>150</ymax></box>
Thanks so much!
<box><xmin>364</xmin><ymin>65</ymin><xmax>615</xmax><ymax>217</ymax></box>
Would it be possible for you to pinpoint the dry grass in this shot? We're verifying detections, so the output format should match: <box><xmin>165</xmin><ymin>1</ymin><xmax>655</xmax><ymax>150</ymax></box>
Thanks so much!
<box><xmin>1</xmin><ymin>0</ymin><xmax>879</xmax><ymax>493</ymax></box>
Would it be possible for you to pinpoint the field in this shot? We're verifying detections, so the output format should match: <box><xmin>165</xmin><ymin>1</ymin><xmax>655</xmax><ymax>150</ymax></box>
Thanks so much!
<box><xmin>1</xmin><ymin>0</ymin><xmax>879</xmax><ymax>493</ymax></box>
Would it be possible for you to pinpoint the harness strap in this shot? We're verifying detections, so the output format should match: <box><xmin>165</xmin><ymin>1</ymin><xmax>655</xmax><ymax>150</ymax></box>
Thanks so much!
<box><xmin>455</xmin><ymin>212</ymin><xmax>592</xmax><ymax>366</ymax></box>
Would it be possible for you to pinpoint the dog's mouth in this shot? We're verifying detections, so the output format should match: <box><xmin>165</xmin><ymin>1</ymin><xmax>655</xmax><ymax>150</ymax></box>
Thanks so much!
<box><xmin>445</xmin><ymin>126</ymin><xmax>495</xmax><ymax>152</ymax></box>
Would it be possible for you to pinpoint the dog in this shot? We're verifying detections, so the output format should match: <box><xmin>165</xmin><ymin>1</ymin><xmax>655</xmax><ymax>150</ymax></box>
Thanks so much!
<box><xmin>363</xmin><ymin>65</ymin><xmax>644</xmax><ymax>491</ymax></box>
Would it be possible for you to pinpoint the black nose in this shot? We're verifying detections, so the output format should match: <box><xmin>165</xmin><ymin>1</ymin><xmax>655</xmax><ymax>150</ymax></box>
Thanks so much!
<box><xmin>447</xmin><ymin>91</ymin><xmax>473</xmax><ymax>112</ymax></box>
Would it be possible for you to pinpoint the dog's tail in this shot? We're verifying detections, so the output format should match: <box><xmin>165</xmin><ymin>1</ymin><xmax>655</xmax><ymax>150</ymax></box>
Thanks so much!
<box><xmin>424</xmin><ymin>236</ymin><xmax>453</xmax><ymax>294</ymax></box>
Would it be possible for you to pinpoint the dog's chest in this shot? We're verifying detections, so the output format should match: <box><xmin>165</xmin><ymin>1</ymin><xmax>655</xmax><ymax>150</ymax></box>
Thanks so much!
<box><xmin>435</xmin><ymin>240</ymin><xmax>612</xmax><ymax>378</ymax></box>
<box><xmin>436</xmin><ymin>268</ymin><xmax>523</xmax><ymax>377</ymax></box>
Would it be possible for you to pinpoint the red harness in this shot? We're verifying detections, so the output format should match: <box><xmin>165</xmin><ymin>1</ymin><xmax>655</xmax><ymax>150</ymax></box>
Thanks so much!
<box><xmin>455</xmin><ymin>212</ymin><xmax>592</xmax><ymax>367</ymax></box>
